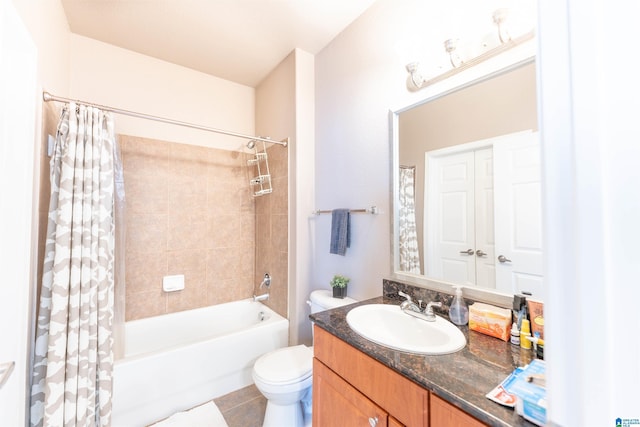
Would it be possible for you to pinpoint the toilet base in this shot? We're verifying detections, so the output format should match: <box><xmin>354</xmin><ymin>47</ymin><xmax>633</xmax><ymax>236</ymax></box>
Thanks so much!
<box><xmin>263</xmin><ymin>400</ymin><xmax>305</xmax><ymax>427</ymax></box>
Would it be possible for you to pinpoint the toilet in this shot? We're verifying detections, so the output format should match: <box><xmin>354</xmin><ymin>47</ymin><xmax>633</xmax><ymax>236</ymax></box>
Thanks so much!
<box><xmin>252</xmin><ymin>289</ymin><xmax>357</xmax><ymax>427</ymax></box>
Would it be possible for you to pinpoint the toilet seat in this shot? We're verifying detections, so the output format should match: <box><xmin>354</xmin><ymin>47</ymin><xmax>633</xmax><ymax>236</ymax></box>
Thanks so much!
<box><xmin>253</xmin><ymin>345</ymin><xmax>313</xmax><ymax>386</ymax></box>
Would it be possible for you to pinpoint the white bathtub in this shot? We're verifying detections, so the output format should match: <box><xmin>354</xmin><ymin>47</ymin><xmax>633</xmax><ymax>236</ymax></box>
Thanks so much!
<box><xmin>111</xmin><ymin>299</ymin><xmax>289</xmax><ymax>426</ymax></box>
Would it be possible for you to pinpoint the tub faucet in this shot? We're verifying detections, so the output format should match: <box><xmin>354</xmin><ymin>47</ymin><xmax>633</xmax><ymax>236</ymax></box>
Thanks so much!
<box><xmin>260</xmin><ymin>273</ymin><xmax>271</xmax><ymax>289</ymax></box>
<box><xmin>253</xmin><ymin>273</ymin><xmax>271</xmax><ymax>302</ymax></box>
<box><xmin>253</xmin><ymin>293</ymin><xmax>269</xmax><ymax>302</ymax></box>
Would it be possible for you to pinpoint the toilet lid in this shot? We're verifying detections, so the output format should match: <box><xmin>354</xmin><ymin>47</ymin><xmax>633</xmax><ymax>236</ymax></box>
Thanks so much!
<box><xmin>254</xmin><ymin>345</ymin><xmax>313</xmax><ymax>385</ymax></box>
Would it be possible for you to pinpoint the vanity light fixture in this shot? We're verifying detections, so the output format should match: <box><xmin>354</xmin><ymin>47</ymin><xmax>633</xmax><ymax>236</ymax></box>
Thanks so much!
<box><xmin>405</xmin><ymin>62</ymin><xmax>425</xmax><ymax>88</ymax></box>
<box><xmin>405</xmin><ymin>8</ymin><xmax>534</xmax><ymax>92</ymax></box>
<box><xmin>444</xmin><ymin>38</ymin><xmax>463</xmax><ymax>68</ymax></box>
<box><xmin>493</xmin><ymin>8</ymin><xmax>512</xmax><ymax>43</ymax></box>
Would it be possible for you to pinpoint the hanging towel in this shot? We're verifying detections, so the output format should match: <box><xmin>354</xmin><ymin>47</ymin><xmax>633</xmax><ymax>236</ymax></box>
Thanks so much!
<box><xmin>330</xmin><ymin>209</ymin><xmax>351</xmax><ymax>256</ymax></box>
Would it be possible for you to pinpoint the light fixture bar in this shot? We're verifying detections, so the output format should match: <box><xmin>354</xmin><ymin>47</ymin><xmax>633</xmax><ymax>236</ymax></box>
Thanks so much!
<box><xmin>408</xmin><ymin>30</ymin><xmax>535</xmax><ymax>91</ymax></box>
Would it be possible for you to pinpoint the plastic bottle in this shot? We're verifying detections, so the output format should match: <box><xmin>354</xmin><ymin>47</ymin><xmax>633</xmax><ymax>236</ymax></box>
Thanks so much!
<box><xmin>510</xmin><ymin>322</ymin><xmax>520</xmax><ymax>346</ymax></box>
<box><xmin>520</xmin><ymin>319</ymin><xmax>532</xmax><ymax>349</ymax></box>
<box><xmin>448</xmin><ymin>285</ymin><xmax>469</xmax><ymax>326</ymax></box>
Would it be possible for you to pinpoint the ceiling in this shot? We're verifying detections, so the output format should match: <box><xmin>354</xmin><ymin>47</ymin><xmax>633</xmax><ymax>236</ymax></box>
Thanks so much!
<box><xmin>60</xmin><ymin>0</ymin><xmax>378</xmax><ymax>87</ymax></box>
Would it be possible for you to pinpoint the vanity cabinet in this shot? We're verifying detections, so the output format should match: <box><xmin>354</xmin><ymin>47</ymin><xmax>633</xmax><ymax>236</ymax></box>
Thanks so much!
<box><xmin>313</xmin><ymin>325</ymin><xmax>489</xmax><ymax>427</ymax></box>
<box><xmin>430</xmin><ymin>394</ymin><xmax>488</xmax><ymax>427</ymax></box>
<box><xmin>314</xmin><ymin>358</ymin><xmax>389</xmax><ymax>426</ymax></box>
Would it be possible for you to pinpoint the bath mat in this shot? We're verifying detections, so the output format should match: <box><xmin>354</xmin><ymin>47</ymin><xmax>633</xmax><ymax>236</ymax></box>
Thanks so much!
<box><xmin>150</xmin><ymin>401</ymin><xmax>229</xmax><ymax>427</ymax></box>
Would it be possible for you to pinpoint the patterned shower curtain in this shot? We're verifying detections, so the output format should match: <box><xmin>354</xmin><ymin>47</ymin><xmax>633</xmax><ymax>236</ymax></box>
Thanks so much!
<box><xmin>398</xmin><ymin>166</ymin><xmax>421</xmax><ymax>274</ymax></box>
<box><xmin>31</xmin><ymin>103</ymin><xmax>118</xmax><ymax>427</ymax></box>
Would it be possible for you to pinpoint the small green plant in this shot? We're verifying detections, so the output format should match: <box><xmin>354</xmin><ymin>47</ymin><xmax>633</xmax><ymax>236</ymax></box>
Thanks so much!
<box><xmin>330</xmin><ymin>274</ymin><xmax>350</xmax><ymax>289</ymax></box>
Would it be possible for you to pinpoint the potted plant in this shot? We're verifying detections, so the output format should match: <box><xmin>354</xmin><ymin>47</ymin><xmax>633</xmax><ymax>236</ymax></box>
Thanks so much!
<box><xmin>330</xmin><ymin>274</ymin><xmax>350</xmax><ymax>299</ymax></box>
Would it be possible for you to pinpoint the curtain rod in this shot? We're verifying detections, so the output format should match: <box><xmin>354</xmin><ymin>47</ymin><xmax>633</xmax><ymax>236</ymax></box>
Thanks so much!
<box><xmin>42</xmin><ymin>91</ymin><xmax>288</xmax><ymax>147</ymax></box>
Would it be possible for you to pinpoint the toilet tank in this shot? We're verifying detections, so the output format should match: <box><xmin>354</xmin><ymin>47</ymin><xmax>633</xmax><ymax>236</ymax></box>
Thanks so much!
<box><xmin>308</xmin><ymin>289</ymin><xmax>357</xmax><ymax>314</ymax></box>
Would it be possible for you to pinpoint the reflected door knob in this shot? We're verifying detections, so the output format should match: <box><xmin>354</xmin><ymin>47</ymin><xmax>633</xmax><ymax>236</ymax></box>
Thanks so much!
<box><xmin>476</xmin><ymin>249</ymin><xmax>487</xmax><ymax>257</ymax></box>
<box><xmin>369</xmin><ymin>417</ymin><xmax>379</xmax><ymax>427</ymax></box>
<box><xmin>459</xmin><ymin>249</ymin><xmax>474</xmax><ymax>255</ymax></box>
<box><xmin>498</xmin><ymin>255</ymin><xmax>512</xmax><ymax>263</ymax></box>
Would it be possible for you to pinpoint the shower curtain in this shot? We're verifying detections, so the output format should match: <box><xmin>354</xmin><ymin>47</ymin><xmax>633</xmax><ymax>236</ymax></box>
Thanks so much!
<box><xmin>31</xmin><ymin>103</ymin><xmax>123</xmax><ymax>427</ymax></box>
<box><xmin>398</xmin><ymin>166</ymin><xmax>421</xmax><ymax>274</ymax></box>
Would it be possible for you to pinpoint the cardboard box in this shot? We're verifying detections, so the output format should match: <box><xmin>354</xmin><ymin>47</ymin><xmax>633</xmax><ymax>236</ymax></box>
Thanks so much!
<box><xmin>469</xmin><ymin>302</ymin><xmax>511</xmax><ymax>341</ymax></box>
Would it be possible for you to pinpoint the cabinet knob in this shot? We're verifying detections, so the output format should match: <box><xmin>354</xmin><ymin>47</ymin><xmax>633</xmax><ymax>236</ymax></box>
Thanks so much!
<box><xmin>368</xmin><ymin>417</ymin><xmax>379</xmax><ymax>427</ymax></box>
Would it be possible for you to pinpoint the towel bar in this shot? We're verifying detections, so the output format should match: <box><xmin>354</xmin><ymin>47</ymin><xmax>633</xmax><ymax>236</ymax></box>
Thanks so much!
<box><xmin>313</xmin><ymin>206</ymin><xmax>378</xmax><ymax>215</ymax></box>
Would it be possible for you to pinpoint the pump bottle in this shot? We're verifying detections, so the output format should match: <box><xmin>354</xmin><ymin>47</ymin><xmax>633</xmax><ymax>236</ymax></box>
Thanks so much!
<box><xmin>448</xmin><ymin>285</ymin><xmax>469</xmax><ymax>326</ymax></box>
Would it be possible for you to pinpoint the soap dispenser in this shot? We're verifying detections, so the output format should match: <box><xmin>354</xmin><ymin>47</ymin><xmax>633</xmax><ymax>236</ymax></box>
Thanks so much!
<box><xmin>449</xmin><ymin>285</ymin><xmax>469</xmax><ymax>326</ymax></box>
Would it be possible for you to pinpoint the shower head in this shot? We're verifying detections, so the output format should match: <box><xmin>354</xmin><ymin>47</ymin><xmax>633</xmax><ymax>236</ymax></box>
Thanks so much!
<box><xmin>246</xmin><ymin>139</ymin><xmax>257</xmax><ymax>150</ymax></box>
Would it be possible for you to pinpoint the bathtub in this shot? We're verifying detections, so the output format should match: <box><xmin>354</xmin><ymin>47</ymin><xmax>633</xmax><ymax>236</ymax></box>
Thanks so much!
<box><xmin>111</xmin><ymin>299</ymin><xmax>289</xmax><ymax>426</ymax></box>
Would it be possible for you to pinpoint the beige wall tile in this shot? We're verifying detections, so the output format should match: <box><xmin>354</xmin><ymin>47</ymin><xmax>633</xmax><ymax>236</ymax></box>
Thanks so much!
<box><xmin>126</xmin><ymin>289</ymin><xmax>166</xmax><ymax>321</ymax></box>
<box><xmin>119</xmin><ymin>134</ymin><xmax>287</xmax><ymax>321</ymax></box>
<box><xmin>272</xmin><ymin>214</ymin><xmax>288</xmax><ymax>254</ymax></box>
<box><xmin>166</xmin><ymin>284</ymin><xmax>208</xmax><ymax>313</ymax></box>
<box><xmin>125</xmin><ymin>251</ymin><xmax>167</xmax><ymax>296</ymax></box>
<box><xmin>126</xmin><ymin>213</ymin><xmax>167</xmax><ymax>253</ymax></box>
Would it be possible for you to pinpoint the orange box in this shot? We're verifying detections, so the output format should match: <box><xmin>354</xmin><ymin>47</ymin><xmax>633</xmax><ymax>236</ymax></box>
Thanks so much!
<box><xmin>469</xmin><ymin>303</ymin><xmax>512</xmax><ymax>342</ymax></box>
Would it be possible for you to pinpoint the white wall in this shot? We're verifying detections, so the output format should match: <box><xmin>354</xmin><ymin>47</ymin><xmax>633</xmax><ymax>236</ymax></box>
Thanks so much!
<box><xmin>69</xmin><ymin>34</ymin><xmax>255</xmax><ymax>150</ymax></box>
<box><xmin>12</xmin><ymin>0</ymin><xmax>70</xmax><ymax>97</ymax></box>
<box><xmin>314</xmin><ymin>0</ymin><xmax>530</xmax><ymax>301</ymax></box>
<box><xmin>291</xmin><ymin>50</ymin><xmax>315</xmax><ymax>345</ymax></box>
<box><xmin>0</xmin><ymin>3</ymin><xmax>37</xmax><ymax>425</ymax></box>
<box><xmin>255</xmin><ymin>49</ymin><xmax>315</xmax><ymax>345</ymax></box>
<box><xmin>539</xmin><ymin>0</ymin><xmax>640</xmax><ymax>424</ymax></box>
<box><xmin>315</xmin><ymin>0</ymin><xmax>408</xmax><ymax>301</ymax></box>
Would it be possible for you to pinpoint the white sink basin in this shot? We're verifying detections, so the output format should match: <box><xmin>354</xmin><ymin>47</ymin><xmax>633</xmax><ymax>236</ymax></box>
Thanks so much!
<box><xmin>346</xmin><ymin>304</ymin><xmax>466</xmax><ymax>355</ymax></box>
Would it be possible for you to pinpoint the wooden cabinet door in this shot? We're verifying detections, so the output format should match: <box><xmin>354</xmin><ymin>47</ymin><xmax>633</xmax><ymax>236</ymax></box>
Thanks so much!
<box><xmin>430</xmin><ymin>394</ymin><xmax>488</xmax><ymax>427</ymax></box>
<box><xmin>389</xmin><ymin>416</ymin><xmax>405</xmax><ymax>427</ymax></box>
<box><xmin>313</xmin><ymin>358</ymin><xmax>388</xmax><ymax>427</ymax></box>
<box><xmin>314</xmin><ymin>326</ymin><xmax>429</xmax><ymax>426</ymax></box>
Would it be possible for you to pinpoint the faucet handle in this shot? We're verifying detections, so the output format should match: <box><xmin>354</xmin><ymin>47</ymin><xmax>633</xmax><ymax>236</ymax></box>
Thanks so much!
<box><xmin>424</xmin><ymin>301</ymin><xmax>442</xmax><ymax>320</ymax></box>
<box><xmin>260</xmin><ymin>273</ymin><xmax>271</xmax><ymax>288</ymax></box>
<box><xmin>398</xmin><ymin>291</ymin><xmax>413</xmax><ymax>302</ymax></box>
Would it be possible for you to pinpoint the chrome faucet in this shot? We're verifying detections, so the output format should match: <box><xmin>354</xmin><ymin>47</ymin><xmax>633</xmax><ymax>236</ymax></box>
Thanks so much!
<box><xmin>253</xmin><ymin>273</ymin><xmax>271</xmax><ymax>302</ymax></box>
<box><xmin>398</xmin><ymin>291</ymin><xmax>441</xmax><ymax>322</ymax></box>
<box><xmin>260</xmin><ymin>273</ymin><xmax>271</xmax><ymax>289</ymax></box>
<box><xmin>398</xmin><ymin>291</ymin><xmax>421</xmax><ymax>313</ymax></box>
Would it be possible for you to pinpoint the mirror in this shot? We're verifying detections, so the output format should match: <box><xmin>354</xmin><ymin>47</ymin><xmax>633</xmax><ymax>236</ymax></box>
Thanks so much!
<box><xmin>392</xmin><ymin>58</ymin><xmax>545</xmax><ymax>302</ymax></box>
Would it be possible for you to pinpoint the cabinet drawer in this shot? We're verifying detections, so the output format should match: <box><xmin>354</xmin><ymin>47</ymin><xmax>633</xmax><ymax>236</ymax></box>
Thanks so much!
<box><xmin>314</xmin><ymin>325</ymin><xmax>428</xmax><ymax>426</ymax></box>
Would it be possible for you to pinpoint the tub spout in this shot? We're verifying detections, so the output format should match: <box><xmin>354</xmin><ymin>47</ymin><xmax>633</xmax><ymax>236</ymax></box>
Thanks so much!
<box><xmin>253</xmin><ymin>293</ymin><xmax>269</xmax><ymax>302</ymax></box>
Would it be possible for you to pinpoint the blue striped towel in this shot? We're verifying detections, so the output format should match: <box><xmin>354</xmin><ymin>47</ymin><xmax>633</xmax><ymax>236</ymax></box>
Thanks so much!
<box><xmin>330</xmin><ymin>209</ymin><xmax>351</xmax><ymax>256</ymax></box>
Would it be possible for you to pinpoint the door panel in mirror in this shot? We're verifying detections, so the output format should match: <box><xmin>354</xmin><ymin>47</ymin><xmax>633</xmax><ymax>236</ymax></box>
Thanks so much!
<box><xmin>493</xmin><ymin>131</ymin><xmax>544</xmax><ymax>298</ymax></box>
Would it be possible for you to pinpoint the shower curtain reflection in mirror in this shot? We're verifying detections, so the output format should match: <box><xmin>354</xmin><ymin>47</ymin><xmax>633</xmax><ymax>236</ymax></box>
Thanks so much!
<box><xmin>30</xmin><ymin>103</ymin><xmax>125</xmax><ymax>427</ymax></box>
<box><xmin>398</xmin><ymin>166</ymin><xmax>421</xmax><ymax>274</ymax></box>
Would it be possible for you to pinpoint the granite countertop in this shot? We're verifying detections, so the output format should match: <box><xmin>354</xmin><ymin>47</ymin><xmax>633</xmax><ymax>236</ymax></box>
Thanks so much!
<box><xmin>310</xmin><ymin>296</ymin><xmax>538</xmax><ymax>427</ymax></box>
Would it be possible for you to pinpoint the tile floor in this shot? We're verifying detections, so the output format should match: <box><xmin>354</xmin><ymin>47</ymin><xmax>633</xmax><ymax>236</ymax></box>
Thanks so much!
<box><xmin>214</xmin><ymin>384</ymin><xmax>266</xmax><ymax>427</ymax></box>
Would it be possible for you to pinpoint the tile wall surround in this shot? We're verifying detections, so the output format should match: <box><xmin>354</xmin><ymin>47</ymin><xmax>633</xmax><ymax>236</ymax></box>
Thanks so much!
<box><xmin>254</xmin><ymin>143</ymin><xmax>288</xmax><ymax>318</ymax></box>
<box><xmin>36</xmin><ymin>128</ymin><xmax>288</xmax><ymax>323</ymax></box>
<box><xmin>121</xmin><ymin>135</ymin><xmax>288</xmax><ymax>321</ymax></box>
